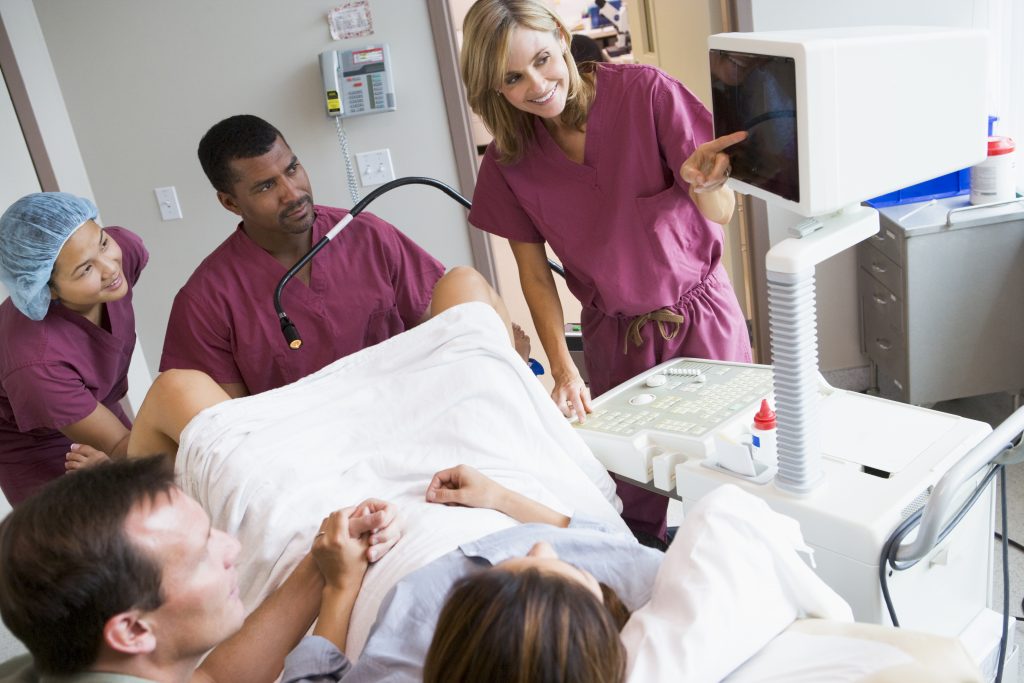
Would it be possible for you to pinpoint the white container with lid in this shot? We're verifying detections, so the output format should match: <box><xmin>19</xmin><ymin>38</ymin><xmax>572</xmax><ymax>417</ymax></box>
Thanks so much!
<box><xmin>970</xmin><ymin>136</ymin><xmax>1016</xmax><ymax>205</ymax></box>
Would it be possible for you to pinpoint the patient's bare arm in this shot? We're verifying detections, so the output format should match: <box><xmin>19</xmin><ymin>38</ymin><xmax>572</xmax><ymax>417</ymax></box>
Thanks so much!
<box><xmin>426</xmin><ymin>465</ymin><xmax>570</xmax><ymax>528</ymax></box>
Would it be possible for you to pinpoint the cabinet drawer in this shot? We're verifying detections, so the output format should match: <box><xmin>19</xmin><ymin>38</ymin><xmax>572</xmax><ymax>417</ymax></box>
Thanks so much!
<box><xmin>857</xmin><ymin>242</ymin><xmax>903</xmax><ymax>296</ymax></box>
<box><xmin>862</xmin><ymin>306</ymin><xmax>907</xmax><ymax>384</ymax></box>
<box><xmin>858</xmin><ymin>271</ymin><xmax>903</xmax><ymax>334</ymax></box>
<box><xmin>867</xmin><ymin>222</ymin><xmax>902</xmax><ymax>265</ymax></box>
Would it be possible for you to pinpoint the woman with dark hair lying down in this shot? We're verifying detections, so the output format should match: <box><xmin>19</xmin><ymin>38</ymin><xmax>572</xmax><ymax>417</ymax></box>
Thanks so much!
<box><xmin>308</xmin><ymin>463</ymin><xmax>656</xmax><ymax>683</ymax></box>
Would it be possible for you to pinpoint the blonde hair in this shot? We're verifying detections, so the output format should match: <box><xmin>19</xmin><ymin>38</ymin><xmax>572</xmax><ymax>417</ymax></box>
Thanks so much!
<box><xmin>460</xmin><ymin>0</ymin><xmax>595</xmax><ymax>164</ymax></box>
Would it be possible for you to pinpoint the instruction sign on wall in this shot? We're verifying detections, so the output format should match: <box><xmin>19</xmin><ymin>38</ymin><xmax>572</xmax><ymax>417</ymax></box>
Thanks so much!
<box><xmin>328</xmin><ymin>0</ymin><xmax>374</xmax><ymax>40</ymax></box>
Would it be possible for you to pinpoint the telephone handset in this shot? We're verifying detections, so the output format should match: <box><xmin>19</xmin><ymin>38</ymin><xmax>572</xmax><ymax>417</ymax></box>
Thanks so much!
<box><xmin>319</xmin><ymin>45</ymin><xmax>397</xmax><ymax>118</ymax></box>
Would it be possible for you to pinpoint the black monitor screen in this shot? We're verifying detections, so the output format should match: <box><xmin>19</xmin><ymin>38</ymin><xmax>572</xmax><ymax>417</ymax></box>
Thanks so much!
<box><xmin>710</xmin><ymin>50</ymin><xmax>799</xmax><ymax>203</ymax></box>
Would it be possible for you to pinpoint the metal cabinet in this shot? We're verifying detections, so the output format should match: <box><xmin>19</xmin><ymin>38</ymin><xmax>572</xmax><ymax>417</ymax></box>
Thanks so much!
<box><xmin>858</xmin><ymin>196</ymin><xmax>1024</xmax><ymax>404</ymax></box>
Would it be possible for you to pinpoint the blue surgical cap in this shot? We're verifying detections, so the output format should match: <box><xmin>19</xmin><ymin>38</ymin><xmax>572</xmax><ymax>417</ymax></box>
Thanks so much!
<box><xmin>0</xmin><ymin>192</ymin><xmax>98</xmax><ymax>321</ymax></box>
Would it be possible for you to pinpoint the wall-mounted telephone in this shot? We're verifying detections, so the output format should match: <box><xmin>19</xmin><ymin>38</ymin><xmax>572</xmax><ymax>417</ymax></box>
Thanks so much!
<box><xmin>319</xmin><ymin>45</ymin><xmax>396</xmax><ymax>118</ymax></box>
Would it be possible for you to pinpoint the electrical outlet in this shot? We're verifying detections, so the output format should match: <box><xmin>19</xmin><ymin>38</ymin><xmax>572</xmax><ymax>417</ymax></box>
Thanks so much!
<box><xmin>154</xmin><ymin>186</ymin><xmax>183</xmax><ymax>221</ymax></box>
<box><xmin>355</xmin><ymin>149</ymin><xmax>395</xmax><ymax>187</ymax></box>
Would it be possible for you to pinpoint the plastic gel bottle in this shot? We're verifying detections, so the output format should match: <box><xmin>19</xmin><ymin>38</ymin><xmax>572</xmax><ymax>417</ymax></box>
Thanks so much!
<box><xmin>751</xmin><ymin>399</ymin><xmax>777</xmax><ymax>466</ymax></box>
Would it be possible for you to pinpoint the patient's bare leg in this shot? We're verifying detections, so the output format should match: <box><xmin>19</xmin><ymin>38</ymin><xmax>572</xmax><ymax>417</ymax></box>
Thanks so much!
<box><xmin>127</xmin><ymin>369</ymin><xmax>231</xmax><ymax>461</ymax></box>
<box><xmin>429</xmin><ymin>266</ymin><xmax>516</xmax><ymax>345</ymax></box>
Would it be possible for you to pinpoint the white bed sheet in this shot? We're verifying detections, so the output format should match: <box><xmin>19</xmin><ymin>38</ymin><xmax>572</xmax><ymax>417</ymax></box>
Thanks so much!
<box><xmin>175</xmin><ymin>302</ymin><xmax>626</xmax><ymax>659</ymax></box>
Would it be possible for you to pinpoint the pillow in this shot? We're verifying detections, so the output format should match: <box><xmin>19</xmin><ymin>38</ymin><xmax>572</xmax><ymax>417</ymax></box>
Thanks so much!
<box><xmin>620</xmin><ymin>484</ymin><xmax>853</xmax><ymax>682</ymax></box>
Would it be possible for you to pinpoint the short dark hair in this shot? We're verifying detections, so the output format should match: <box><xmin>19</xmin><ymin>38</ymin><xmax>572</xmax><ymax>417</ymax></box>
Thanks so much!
<box><xmin>423</xmin><ymin>567</ymin><xmax>628</xmax><ymax>683</ymax></box>
<box><xmin>0</xmin><ymin>456</ymin><xmax>176</xmax><ymax>675</ymax></box>
<box><xmin>197</xmin><ymin>114</ymin><xmax>286</xmax><ymax>193</ymax></box>
<box><xmin>570</xmin><ymin>34</ymin><xmax>609</xmax><ymax>66</ymax></box>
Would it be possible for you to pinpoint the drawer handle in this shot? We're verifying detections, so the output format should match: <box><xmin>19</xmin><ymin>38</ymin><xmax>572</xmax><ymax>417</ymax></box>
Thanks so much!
<box><xmin>872</xmin><ymin>294</ymin><xmax>888</xmax><ymax>305</ymax></box>
<box><xmin>875</xmin><ymin>338</ymin><xmax>893</xmax><ymax>351</ymax></box>
<box><xmin>871</xmin><ymin>233</ymin><xmax>886</xmax><ymax>242</ymax></box>
<box><xmin>871</xmin><ymin>261</ymin><xmax>887</xmax><ymax>274</ymax></box>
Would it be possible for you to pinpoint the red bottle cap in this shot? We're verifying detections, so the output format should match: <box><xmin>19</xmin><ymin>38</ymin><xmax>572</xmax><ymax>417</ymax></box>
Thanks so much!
<box><xmin>754</xmin><ymin>399</ymin><xmax>776</xmax><ymax>430</ymax></box>
<box><xmin>987</xmin><ymin>136</ymin><xmax>1016</xmax><ymax>156</ymax></box>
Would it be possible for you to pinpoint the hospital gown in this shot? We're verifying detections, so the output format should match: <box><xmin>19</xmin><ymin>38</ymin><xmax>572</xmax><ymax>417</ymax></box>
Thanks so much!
<box><xmin>0</xmin><ymin>228</ymin><xmax>147</xmax><ymax>505</ymax></box>
<box><xmin>160</xmin><ymin>206</ymin><xmax>444</xmax><ymax>395</ymax></box>
<box><xmin>280</xmin><ymin>516</ymin><xmax>661</xmax><ymax>683</ymax></box>
<box><xmin>470</xmin><ymin>63</ymin><xmax>751</xmax><ymax>538</ymax></box>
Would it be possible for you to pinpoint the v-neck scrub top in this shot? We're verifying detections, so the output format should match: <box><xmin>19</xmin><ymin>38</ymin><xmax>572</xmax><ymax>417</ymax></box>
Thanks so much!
<box><xmin>160</xmin><ymin>206</ymin><xmax>445</xmax><ymax>396</ymax></box>
<box><xmin>0</xmin><ymin>227</ymin><xmax>147</xmax><ymax>505</ymax></box>
<box><xmin>469</xmin><ymin>64</ymin><xmax>751</xmax><ymax>539</ymax></box>
<box><xmin>469</xmin><ymin>63</ymin><xmax>751</xmax><ymax>394</ymax></box>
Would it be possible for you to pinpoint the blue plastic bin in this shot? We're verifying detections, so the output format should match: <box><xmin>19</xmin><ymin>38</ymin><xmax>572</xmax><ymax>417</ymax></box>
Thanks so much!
<box><xmin>588</xmin><ymin>1</ymin><xmax>622</xmax><ymax>29</ymax></box>
<box><xmin>865</xmin><ymin>116</ymin><xmax>997</xmax><ymax>208</ymax></box>
<box><xmin>865</xmin><ymin>169</ymin><xmax>971</xmax><ymax>209</ymax></box>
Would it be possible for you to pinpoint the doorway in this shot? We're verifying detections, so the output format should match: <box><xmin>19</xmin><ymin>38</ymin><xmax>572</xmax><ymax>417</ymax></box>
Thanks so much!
<box><xmin>427</xmin><ymin>0</ymin><xmax>586</xmax><ymax>391</ymax></box>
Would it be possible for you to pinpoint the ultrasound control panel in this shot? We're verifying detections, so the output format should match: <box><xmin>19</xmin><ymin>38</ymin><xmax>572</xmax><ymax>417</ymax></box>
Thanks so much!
<box><xmin>573</xmin><ymin>358</ymin><xmax>773</xmax><ymax>490</ymax></box>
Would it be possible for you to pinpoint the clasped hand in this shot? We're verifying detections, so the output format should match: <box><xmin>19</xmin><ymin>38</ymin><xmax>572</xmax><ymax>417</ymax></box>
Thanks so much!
<box><xmin>311</xmin><ymin>498</ymin><xmax>401</xmax><ymax>587</ymax></box>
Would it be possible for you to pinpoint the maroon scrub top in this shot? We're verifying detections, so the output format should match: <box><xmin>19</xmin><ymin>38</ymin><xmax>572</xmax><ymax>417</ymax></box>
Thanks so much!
<box><xmin>0</xmin><ymin>227</ymin><xmax>147</xmax><ymax>505</ymax></box>
<box><xmin>160</xmin><ymin>206</ymin><xmax>445</xmax><ymax>396</ymax></box>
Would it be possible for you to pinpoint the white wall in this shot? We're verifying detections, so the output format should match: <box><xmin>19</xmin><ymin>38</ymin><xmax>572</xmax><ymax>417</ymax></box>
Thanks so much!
<box><xmin>30</xmin><ymin>0</ymin><xmax>476</xmax><ymax>376</ymax></box>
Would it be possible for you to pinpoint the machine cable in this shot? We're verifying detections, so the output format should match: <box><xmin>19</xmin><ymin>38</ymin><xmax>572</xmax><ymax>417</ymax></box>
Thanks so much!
<box><xmin>997</xmin><ymin>467</ymin><xmax>1010</xmax><ymax>683</ymax></box>
<box><xmin>274</xmin><ymin>176</ymin><xmax>566</xmax><ymax>349</ymax></box>
<box><xmin>993</xmin><ymin>532</ymin><xmax>1024</xmax><ymax>622</ymax></box>
<box><xmin>877</xmin><ymin>461</ymin><xmax>1008</xmax><ymax>682</ymax></box>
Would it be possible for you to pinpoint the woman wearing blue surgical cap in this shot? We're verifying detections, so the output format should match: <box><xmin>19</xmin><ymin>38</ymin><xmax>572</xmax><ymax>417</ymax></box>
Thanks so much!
<box><xmin>0</xmin><ymin>192</ymin><xmax>148</xmax><ymax>505</ymax></box>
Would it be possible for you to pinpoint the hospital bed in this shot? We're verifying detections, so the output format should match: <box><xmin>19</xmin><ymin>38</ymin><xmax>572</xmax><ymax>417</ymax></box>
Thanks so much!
<box><xmin>174</xmin><ymin>300</ymin><xmax>983</xmax><ymax>682</ymax></box>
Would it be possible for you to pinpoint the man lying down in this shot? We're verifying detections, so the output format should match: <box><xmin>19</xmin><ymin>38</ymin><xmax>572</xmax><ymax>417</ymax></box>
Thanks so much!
<box><xmin>120</xmin><ymin>269</ymin><xmax>979</xmax><ymax>682</ymax></box>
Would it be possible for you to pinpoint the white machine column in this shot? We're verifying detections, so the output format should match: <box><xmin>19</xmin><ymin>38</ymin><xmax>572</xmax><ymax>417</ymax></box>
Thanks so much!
<box><xmin>766</xmin><ymin>267</ymin><xmax>822</xmax><ymax>493</ymax></box>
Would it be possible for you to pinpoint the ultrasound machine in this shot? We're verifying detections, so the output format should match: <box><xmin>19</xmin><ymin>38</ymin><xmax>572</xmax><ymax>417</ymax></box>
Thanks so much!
<box><xmin>573</xmin><ymin>27</ymin><xmax>1023</xmax><ymax>681</ymax></box>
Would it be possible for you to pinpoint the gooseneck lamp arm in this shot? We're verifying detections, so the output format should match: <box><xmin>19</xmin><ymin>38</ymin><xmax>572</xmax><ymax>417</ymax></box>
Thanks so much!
<box><xmin>273</xmin><ymin>176</ymin><xmax>565</xmax><ymax>349</ymax></box>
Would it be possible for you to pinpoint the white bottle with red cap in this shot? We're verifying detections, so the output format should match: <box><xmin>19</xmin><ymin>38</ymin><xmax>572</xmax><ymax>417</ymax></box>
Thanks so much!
<box><xmin>970</xmin><ymin>136</ymin><xmax>1017</xmax><ymax>205</ymax></box>
<box><xmin>751</xmin><ymin>399</ymin><xmax>777</xmax><ymax>466</ymax></box>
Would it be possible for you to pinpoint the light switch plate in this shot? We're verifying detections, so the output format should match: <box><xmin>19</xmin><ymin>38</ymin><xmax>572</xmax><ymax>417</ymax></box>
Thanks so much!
<box><xmin>154</xmin><ymin>186</ymin><xmax>183</xmax><ymax>221</ymax></box>
<box><xmin>355</xmin><ymin>149</ymin><xmax>395</xmax><ymax>187</ymax></box>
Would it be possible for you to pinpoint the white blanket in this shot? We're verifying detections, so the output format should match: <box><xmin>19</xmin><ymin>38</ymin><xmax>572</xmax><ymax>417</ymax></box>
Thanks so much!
<box><xmin>175</xmin><ymin>302</ymin><xmax>626</xmax><ymax>658</ymax></box>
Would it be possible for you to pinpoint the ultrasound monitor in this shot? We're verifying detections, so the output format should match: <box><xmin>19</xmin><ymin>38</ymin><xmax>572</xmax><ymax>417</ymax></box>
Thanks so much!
<box><xmin>709</xmin><ymin>27</ymin><xmax>988</xmax><ymax>218</ymax></box>
<box><xmin>711</xmin><ymin>51</ymin><xmax>798</xmax><ymax>203</ymax></box>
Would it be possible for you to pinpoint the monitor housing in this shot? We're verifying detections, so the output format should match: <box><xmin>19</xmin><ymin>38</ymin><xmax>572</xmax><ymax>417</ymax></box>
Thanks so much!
<box><xmin>709</xmin><ymin>27</ymin><xmax>988</xmax><ymax>218</ymax></box>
